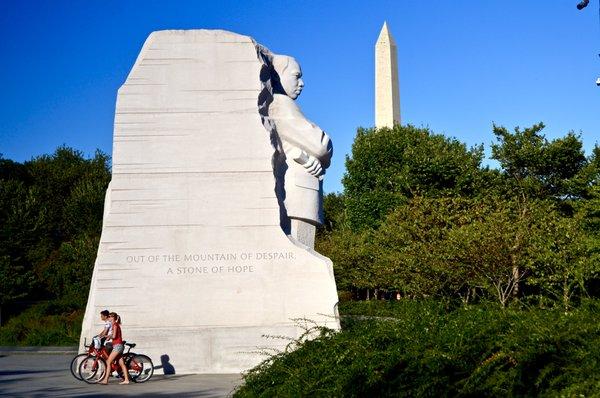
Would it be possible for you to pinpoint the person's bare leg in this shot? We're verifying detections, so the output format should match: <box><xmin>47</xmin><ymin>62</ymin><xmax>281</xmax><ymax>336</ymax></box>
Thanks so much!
<box><xmin>100</xmin><ymin>351</ymin><xmax>119</xmax><ymax>384</ymax></box>
<box><xmin>118</xmin><ymin>357</ymin><xmax>130</xmax><ymax>384</ymax></box>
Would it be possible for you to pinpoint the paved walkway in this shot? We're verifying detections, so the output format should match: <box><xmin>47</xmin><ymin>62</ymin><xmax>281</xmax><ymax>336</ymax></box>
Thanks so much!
<box><xmin>0</xmin><ymin>353</ymin><xmax>243</xmax><ymax>397</ymax></box>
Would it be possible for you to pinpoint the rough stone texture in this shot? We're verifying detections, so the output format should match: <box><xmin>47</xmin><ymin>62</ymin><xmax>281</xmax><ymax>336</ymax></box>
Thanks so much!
<box><xmin>80</xmin><ymin>30</ymin><xmax>339</xmax><ymax>374</ymax></box>
<box><xmin>375</xmin><ymin>22</ymin><xmax>401</xmax><ymax>128</ymax></box>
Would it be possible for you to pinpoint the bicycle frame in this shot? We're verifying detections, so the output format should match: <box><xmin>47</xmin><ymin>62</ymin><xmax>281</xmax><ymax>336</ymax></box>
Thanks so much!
<box><xmin>84</xmin><ymin>342</ymin><xmax>135</xmax><ymax>379</ymax></box>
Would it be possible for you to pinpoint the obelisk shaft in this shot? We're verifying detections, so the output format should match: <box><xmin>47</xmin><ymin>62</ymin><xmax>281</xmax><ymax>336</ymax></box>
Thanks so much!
<box><xmin>375</xmin><ymin>22</ymin><xmax>400</xmax><ymax>128</ymax></box>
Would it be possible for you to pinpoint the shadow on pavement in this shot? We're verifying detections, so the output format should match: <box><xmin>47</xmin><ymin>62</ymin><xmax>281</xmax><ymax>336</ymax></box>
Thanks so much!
<box><xmin>0</xmin><ymin>370</ymin><xmax>50</xmax><ymax>376</ymax></box>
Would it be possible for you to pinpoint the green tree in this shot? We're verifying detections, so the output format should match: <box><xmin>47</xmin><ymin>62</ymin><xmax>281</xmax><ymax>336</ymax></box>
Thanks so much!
<box><xmin>0</xmin><ymin>255</ymin><xmax>35</xmax><ymax>307</ymax></box>
<box><xmin>440</xmin><ymin>199</ymin><xmax>554</xmax><ymax>307</ymax></box>
<box><xmin>327</xmin><ymin>194</ymin><xmax>597</xmax><ymax>308</ymax></box>
<box><xmin>491</xmin><ymin>122</ymin><xmax>591</xmax><ymax>201</ymax></box>
<box><xmin>370</xmin><ymin>197</ymin><xmax>472</xmax><ymax>300</ymax></box>
<box><xmin>316</xmin><ymin>227</ymin><xmax>376</xmax><ymax>296</ymax></box>
<box><xmin>0</xmin><ymin>180</ymin><xmax>47</xmax><ymax>304</ymax></box>
<box><xmin>343</xmin><ymin>125</ymin><xmax>484</xmax><ymax>230</ymax></box>
<box><xmin>0</xmin><ymin>147</ymin><xmax>110</xmax><ymax>312</ymax></box>
<box><xmin>39</xmin><ymin>234</ymin><xmax>100</xmax><ymax>305</ymax></box>
<box><xmin>526</xmin><ymin>213</ymin><xmax>600</xmax><ymax>310</ymax></box>
<box><xmin>25</xmin><ymin>146</ymin><xmax>110</xmax><ymax>241</ymax></box>
<box><xmin>319</xmin><ymin>192</ymin><xmax>346</xmax><ymax>232</ymax></box>
<box><xmin>368</xmin><ymin>197</ymin><xmax>538</xmax><ymax>305</ymax></box>
<box><xmin>324</xmin><ymin>122</ymin><xmax>600</xmax><ymax>307</ymax></box>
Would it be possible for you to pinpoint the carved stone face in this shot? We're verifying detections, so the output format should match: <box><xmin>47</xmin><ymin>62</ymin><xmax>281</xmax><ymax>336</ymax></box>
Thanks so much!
<box><xmin>273</xmin><ymin>56</ymin><xmax>304</xmax><ymax>100</ymax></box>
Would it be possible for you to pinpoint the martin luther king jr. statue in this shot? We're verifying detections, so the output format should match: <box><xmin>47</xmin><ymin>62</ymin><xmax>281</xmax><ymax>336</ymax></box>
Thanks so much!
<box><xmin>268</xmin><ymin>54</ymin><xmax>333</xmax><ymax>248</ymax></box>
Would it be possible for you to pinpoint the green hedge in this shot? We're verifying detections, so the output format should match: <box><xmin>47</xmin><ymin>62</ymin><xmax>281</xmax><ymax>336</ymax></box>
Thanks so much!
<box><xmin>0</xmin><ymin>301</ymin><xmax>83</xmax><ymax>346</ymax></box>
<box><xmin>234</xmin><ymin>300</ymin><xmax>600</xmax><ymax>397</ymax></box>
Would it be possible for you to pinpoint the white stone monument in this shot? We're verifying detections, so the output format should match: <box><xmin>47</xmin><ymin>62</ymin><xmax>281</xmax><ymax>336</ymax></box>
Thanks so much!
<box><xmin>269</xmin><ymin>55</ymin><xmax>333</xmax><ymax>249</ymax></box>
<box><xmin>375</xmin><ymin>22</ymin><xmax>401</xmax><ymax>128</ymax></box>
<box><xmin>79</xmin><ymin>29</ymin><xmax>339</xmax><ymax>374</ymax></box>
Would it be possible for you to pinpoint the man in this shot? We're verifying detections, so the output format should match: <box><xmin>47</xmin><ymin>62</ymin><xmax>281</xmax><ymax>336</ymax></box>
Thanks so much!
<box><xmin>269</xmin><ymin>54</ymin><xmax>333</xmax><ymax>248</ymax></box>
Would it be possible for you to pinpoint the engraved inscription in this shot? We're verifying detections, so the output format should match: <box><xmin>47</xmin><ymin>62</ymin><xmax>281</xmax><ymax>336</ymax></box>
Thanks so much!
<box><xmin>123</xmin><ymin>251</ymin><xmax>296</xmax><ymax>276</ymax></box>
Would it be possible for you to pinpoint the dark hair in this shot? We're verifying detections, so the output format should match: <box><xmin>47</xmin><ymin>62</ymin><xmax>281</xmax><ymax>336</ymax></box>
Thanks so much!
<box><xmin>100</xmin><ymin>310</ymin><xmax>109</xmax><ymax>317</ymax></box>
<box><xmin>271</xmin><ymin>55</ymin><xmax>291</xmax><ymax>96</ymax></box>
<box><xmin>109</xmin><ymin>312</ymin><xmax>121</xmax><ymax>324</ymax></box>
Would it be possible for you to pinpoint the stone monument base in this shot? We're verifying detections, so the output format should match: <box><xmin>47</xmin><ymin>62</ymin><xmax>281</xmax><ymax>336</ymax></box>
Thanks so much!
<box><xmin>79</xmin><ymin>29</ymin><xmax>339</xmax><ymax>374</ymax></box>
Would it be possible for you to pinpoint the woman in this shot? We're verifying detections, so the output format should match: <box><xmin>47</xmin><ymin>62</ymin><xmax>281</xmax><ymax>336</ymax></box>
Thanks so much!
<box><xmin>100</xmin><ymin>312</ymin><xmax>130</xmax><ymax>385</ymax></box>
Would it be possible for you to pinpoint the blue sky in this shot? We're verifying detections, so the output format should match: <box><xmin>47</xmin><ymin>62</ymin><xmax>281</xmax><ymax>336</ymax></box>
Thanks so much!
<box><xmin>1</xmin><ymin>1</ymin><xmax>599</xmax><ymax>193</ymax></box>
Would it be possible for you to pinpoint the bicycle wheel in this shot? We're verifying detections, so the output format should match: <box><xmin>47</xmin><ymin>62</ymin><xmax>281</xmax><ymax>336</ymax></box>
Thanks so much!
<box><xmin>69</xmin><ymin>353</ymin><xmax>89</xmax><ymax>381</ymax></box>
<box><xmin>127</xmin><ymin>354</ymin><xmax>154</xmax><ymax>383</ymax></box>
<box><xmin>79</xmin><ymin>356</ymin><xmax>107</xmax><ymax>384</ymax></box>
<box><xmin>122</xmin><ymin>352</ymin><xmax>138</xmax><ymax>380</ymax></box>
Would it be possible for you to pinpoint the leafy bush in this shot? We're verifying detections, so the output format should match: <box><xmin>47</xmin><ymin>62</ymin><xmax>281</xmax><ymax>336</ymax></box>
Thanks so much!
<box><xmin>234</xmin><ymin>300</ymin><xmax>600</xmax><ymax>397</ymax></box>
<box><xmin>0</xmin><ymin>301</ymin><xmax>83</xmax><ymax>346</ymax></box>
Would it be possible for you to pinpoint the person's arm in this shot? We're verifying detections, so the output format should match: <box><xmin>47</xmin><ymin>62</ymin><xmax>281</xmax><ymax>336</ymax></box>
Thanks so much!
<box><xmin>276</xmin><ymin>116</ymin><xmax>332</xmax><ymax>165</ymax></box>
<box><xmin>98</xmin><ymin>322</ymin><xmax>111</xmax><ymax>338</ymax></box>
<box><xmin>271</xmin><ymin>95</ymin><xmax>333</xmax><ymax>165</ymax></box>
<box><xmin>285</xmin><ymin>145</ymin><xmax>325</xmax><ymax>178</ymax></box>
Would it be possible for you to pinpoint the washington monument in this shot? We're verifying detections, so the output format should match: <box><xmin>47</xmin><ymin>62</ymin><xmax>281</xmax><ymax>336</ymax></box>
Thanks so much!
<box><xmin>375</xmin><ymin>22</ymin><xmax>400</xmax><ymax>128</ymax></box>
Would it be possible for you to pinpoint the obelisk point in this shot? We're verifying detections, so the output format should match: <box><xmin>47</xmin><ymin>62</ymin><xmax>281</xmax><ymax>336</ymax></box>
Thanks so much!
<box><xmin>375</xmin><ymin>21</ymin><xmax>401</xmax><ymax>128</ymax></box>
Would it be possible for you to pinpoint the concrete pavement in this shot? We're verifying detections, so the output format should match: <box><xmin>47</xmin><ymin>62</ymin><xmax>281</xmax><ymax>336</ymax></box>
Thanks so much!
<box><xmin>0</xmin><ymin>353</ymin><xmax>243</xmax><ymax>397</ymax></box>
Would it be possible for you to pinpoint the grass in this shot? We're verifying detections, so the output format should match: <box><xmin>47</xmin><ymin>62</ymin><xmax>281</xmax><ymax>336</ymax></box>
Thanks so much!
<box><xmin>234</xmin><ymin>299</ymin><xmax>600</xmax><ymax>397</ymax></box>
<box><xmin>0</xmin><ymin>300</ymin><xmax>83</xmax><ymax>346</ymax></box>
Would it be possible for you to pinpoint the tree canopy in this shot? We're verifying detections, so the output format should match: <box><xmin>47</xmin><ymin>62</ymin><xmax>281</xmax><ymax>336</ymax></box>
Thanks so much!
<box><xmin>343</xmin><ymin>125</ymin><xmax>485</xmax><ymax>230</ymax></box>
<box><xmin>491</xmin><ymin>122</ymin><xmax>596</xmax><ymax>202</ymax></box>
<box><xmin>318</xmin><ymin>122</ymin><xmax>600</xmax><ymax>308</ymax></box>
<box><xmin>0</xmin><ymin>147</ymin><xmax>110</xmax><ymax>309</ymax></box>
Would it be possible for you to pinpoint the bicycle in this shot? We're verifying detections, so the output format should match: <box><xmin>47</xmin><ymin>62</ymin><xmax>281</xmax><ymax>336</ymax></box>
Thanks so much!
<box><xmin>78</xmin><ymin>341</ymin><xmax>154</xmax><ymax>383</ymax></box>
<box><xmin>70</xmin><ymin>338</ymin><xmax>96</xmax><ymax>381</ymax></box>
<box><xmin>71</xmin><ymin>354</ymin><xmax>88</xmax><ymax>381</ymax></box>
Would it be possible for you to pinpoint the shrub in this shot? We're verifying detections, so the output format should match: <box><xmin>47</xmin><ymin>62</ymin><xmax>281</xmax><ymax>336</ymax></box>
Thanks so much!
<box><xmin>234</xmin><ymin>300</ymin><xmax>600</xmax><ymax>397</ymax></box>
<box><xmin>0</xmin><ymin>301</ymin><xmax>83</xmax><ymax>346</ymax></box>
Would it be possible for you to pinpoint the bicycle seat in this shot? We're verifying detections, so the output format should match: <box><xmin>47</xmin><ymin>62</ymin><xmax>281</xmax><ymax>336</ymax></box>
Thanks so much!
<box><xmin>125</xmin><ymin>342</ymin><xmax>136</xmax><ymax>348</ymax></box>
